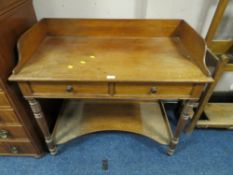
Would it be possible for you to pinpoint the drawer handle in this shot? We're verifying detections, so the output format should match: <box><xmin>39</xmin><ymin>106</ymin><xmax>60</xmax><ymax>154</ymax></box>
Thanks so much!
<box><xmin>150</xmin><ymin>87</ymin><xmax>157</xmax><ymax>94</ymax></box>
<box><xmin>0</xmin><ymin>129</ymin><xmax>9</xmax><ymax>139</ymax></box>
<box><xmin>9</xmin><ymin>146</ymin><xmax>18</xmax><ymax>154</ymax></box>
<box><xmin>66</xmin><ymin>85</ymin><xmax>73</xmax><ymax>92</ymax></box>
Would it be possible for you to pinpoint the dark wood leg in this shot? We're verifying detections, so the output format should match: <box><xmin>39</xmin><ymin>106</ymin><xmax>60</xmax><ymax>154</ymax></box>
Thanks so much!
<box><xmin>27</xmin><ymin>98</ymin><xmax>57</xmax><ymax>155</ymax></box>
<box><xmin>167</xmin><ymin>101</ymin><xmax>194</xmax><ymax>156</ymax></box>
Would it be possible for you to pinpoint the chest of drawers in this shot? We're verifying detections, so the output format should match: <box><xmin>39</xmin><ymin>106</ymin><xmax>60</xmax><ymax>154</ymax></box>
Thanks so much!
<box><xmin>0</xmin><ymin>0</ymin><xmax>43</xmax><ymax>157</ymax></box>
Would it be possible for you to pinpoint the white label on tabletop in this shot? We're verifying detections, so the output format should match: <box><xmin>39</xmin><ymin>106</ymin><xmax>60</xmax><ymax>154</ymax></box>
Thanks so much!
<box><xmin>106</xmin><ymin>75</ymin><xmax>116</xmax><ymax>80</ymax></box>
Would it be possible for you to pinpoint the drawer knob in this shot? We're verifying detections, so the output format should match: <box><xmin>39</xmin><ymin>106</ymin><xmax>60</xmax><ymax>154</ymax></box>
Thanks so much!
<box><xmin>150</xmin><ymin>87</ymin><xmax>157</xmax><ymax>94</ymax></box>
<box><xmin>9</xmin><ymin>146</ymin><xmax>18</xmax><ymax>154</ymax></box>
<box><xmin>0</xmin><ymin>129</ymin><xmax>9</xmax><ymax>139</ymax></box>
<box><xmin>66</xmin><ymin>85</ymin><xmax>73</xmax><ymax>92</ymax></box>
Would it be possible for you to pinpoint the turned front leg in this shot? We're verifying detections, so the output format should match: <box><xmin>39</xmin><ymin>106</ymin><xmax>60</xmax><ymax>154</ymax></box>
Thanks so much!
<box><xmin>167</xmin><ymin>101</ymin><xmax>194</xmax><ymax>156</ymax></box>
<box><xmin>27</xmin><ymin>98</ymin><xmax>57</xmax><ymax>155</ymax></box>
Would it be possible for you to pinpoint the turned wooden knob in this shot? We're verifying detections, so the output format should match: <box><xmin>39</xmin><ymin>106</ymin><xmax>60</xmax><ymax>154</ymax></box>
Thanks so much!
<box><xmin>9</xmin><ymin>146</ymin><xmax>18</xmax><ymax>154</ymax></box>
<box><xmin>66</xmin><ymin>85</ymin><xmax>73</xmax><ymax>92</ymax></box>
<box><xmin>150</xmin><ymin>87</ymin><xmax>157</xmax><ymax>94</ymax></box>
<box><xmin>0</xmin><ymin>130</ymin><xmax>9</xmax><ymax>139</ymax></box>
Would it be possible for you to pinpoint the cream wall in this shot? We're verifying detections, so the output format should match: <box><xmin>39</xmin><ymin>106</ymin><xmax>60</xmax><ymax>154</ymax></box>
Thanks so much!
<box><xmin>32</xmin><ymin>0</ymin><xmax>221</xmax><ymax>37</ymax></box>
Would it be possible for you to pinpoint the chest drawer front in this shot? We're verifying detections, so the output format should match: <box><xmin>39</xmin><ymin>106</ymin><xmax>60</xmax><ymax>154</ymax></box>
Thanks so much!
<box><xmin>0</xmin><ymin>108</ymin><xmax>19</xmax><ymax>124</ymax></box>
<box><xmin>0</xmin><ymin>142</ymin><xmax>35</xmax><ymax>155</ymax></box>
<box><xmin>29</xmin><ymin>82</ymin><xmax>108</xmax><ymax>95</ymax></box>
<box><xmin>0</xmin><ymin>92</ymin><xmax>11</xmax><ymax>107</ymax></box>
<box><xmin>115</xmin><ymin>83</ymin><xmax>193</xmax><ymax>97</ymax></box>
<box><xmin>0</xmin><ymin>125</ymin><xmax>27</xmax><ymax>140</ymax></box>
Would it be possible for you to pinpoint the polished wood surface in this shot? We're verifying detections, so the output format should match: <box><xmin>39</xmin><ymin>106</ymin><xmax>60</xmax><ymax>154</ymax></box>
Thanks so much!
<box><xmin>0</xmin><ymin>0</ymin><xmax>27</xmax><ymax>16</ymax></box>
<box><xmin>168</xmin><ymin>100</ymin><xmax>194</xmax><ymax>156</ymax></box>
<box><xmin>0</xmin><ymin>141</ymin><xmax>36</xmax><ymax>156</ymax></box>
<box><xmin>115</xmin><ymin>83</ymin><xmax>193</xmax><ymax>95</ymax></box>
<box><xmin>0</xmin><ymin>92</ymin><xmax>11</xmax><ymax>107</ymax></box>
<box><xmin>225</xmin><ymin>64</ymin><xmax>233</xmax><ymax>71</ymax></box>
<box><xmin>0</xmin><ymin>0</ymin><xmax>44</xmax><ymax>157</ymax></box>
<box><xmin>27</xmin><ymin>98</ymin><xmax>56</xmax><ymax>155</ymax></box>
<box><xmin>12</xmin><ymin>36</ymin><xmax>210</xmax><ymax>82</ymax></box>
<box><xmin>0</xmin><ymin>108</ymin><xmax>20</xmax><ymax>124</ymax></box>
<box><xmin>53</xmin><ymin>101</ymin><xmax>173</xmax><ymax>145</ymax></box>
<box><xmin>18</xmin><ymin>81</ymin><xmax>204</xmax><ymax>100</ymax></box>
<box><xmin>30</xmin><ymin>82</ymin><xmax>108</xmax><ymax>95</ymax></box>
<box><xmin>0</xmin><ymin>124</ymin><xmax>28</xmax><ymax>140</ymax></box>
<box><xmin>210</xmin><ymin>40</ymin><xmax>233</xmax><ymax>54</ymax></box>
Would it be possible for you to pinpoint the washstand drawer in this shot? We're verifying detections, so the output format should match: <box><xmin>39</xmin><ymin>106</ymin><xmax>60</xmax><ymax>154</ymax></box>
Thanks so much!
<box><xmin>0</xmin><ymin>142</ymin><xmax>35</xmax><ymax>155</ymax></box>
<box><xmin>29</xmin><ymin>82</ymin><xmax>108</xmax><ymax>95</ymax></box>
<box><xmin>115</xmin><ymin>83</ymin><xmax>194</xmax><ymax>97</ymax></box>
<box><xmin>0</xmin><ymin>108</ymin><xmax>19</xmax><ymax>124</ymax></box>
<box><xmin>0</xmin><ymin>92</ymin><xmax>11</xmax><ymax>107</ymax></box>
<box><xmin>0</xmin><ymin>125</ymin><xmax>27</xmax><ymax>140</ymax></box>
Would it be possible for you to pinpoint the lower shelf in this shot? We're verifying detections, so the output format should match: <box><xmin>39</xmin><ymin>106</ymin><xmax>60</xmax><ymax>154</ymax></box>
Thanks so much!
<box><xmin>52</xmin><ymin>101</ymin><xmax>173</xmax><ymax>145</ymax></box>
<box><xmin>197</xmin><ymin>103</ymin><xmax>233</xmax><ymax>129</ymax></box>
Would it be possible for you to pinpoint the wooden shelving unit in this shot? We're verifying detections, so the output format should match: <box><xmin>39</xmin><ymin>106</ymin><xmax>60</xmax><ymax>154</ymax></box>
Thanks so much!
<box><xmin>187</xmin><ymin>0</ymin><xmax>233</xmax><ymax>132</ymax></box>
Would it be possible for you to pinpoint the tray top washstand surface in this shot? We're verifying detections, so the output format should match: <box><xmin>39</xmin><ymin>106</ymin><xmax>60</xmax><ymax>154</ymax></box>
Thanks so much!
<box><xmin>10</xmin><ymin>19</ymin><xmax>212</xmax><ymax>84</ymax></box>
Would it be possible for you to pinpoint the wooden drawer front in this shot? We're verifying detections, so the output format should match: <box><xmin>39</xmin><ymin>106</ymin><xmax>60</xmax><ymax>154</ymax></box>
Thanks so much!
<box><xmin>0</xmin><ymin>142</ymin><xmax>35</xmax><ymax>155</ymax></box>
<box><xmin>29</xmin><ymin>82</ymin><xmax>108</xmax><ymax>95</ymax></box>
<box><xmin>0</xmin><ymin>92</ymin><xmax>11</xmax><ymax>107</ymax></box>
<box><xmin>0</xmin><ymin>108</ymin><xmax>19</xmax><ymax>124</ymax></box>
<box><xmin>0</xmin><ymin>125</ymin><xmax>27</xmax><ymax>140</ymax></box>
<box><xmin>115</xmin><ymin>83</ymin><xmax>193</xmax><ymax>97</ymax></box>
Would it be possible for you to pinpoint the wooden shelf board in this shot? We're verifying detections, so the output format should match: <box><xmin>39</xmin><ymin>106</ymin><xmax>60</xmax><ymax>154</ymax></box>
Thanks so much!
<box><xmin>52</xmin><ymin>101</ymin><xmax>173</xmax><ymax>145</ymax></box>
<box><xmin>197</xmin><ymin>103</ymin><xmax>233</xmax><ymax>129</ymax></box>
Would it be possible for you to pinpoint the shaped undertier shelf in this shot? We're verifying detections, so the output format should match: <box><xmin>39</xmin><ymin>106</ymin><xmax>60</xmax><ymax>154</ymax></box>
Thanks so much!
<box><xmin>52</xmin><ymin>101</ymin><xmax>173</xmax><ymax>145</ymax></box>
